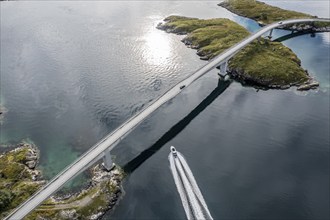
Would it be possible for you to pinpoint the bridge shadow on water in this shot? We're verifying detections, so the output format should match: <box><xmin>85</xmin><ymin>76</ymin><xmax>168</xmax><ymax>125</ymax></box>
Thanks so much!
<box><xmin>123</xmin><ymin>78</ymin><xmax>231</xmax><ymax>174</ymax></box>
<box><xmin>273</xmin><ymin>30</ymin><xmax>316</xmax><ymax>42</ymax></box>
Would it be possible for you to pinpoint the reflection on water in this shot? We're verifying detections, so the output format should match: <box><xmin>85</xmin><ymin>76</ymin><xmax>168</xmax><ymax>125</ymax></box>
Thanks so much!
<box><xmin>1</xmin><ymin>1</ymin><xmax>329</xmax><ymax>220</ymax></box>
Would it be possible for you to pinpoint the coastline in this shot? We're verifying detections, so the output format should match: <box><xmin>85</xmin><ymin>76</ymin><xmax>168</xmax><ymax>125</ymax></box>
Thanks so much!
<box><xmin>157</xmin><ymin>16</ymin><xmax>319</xmax><ymax>90</ymax></box>
<box><xmin>0</xmin><ymin>142</ymin><xmax>124</xmax><ymax>220</ymax></box>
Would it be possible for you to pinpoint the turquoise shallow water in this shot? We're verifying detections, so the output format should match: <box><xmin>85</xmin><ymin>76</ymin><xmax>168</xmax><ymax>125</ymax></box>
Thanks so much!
<box><xmin>0</xmin><ymin>1</ymin><xmax>329</xmax><ymax>219</ymax></box>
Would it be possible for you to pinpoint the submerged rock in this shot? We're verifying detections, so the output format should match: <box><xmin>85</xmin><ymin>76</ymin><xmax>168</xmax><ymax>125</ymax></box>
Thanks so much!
<box><xmin>0</xmin><ymin>105</ymin><xmax>8</xmax><ymax>124</ymax></box>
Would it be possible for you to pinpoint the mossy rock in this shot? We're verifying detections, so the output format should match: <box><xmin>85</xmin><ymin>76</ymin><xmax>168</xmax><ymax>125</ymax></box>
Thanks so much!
<box><xmin>158</xmin><ymin>16</ymin><xmax>249</xmax><ymax>59</ymax></box>
<box><xmin>0</xmin><ymin>190</ymin><xmax>14</xmax><ymax>212</ymax></box>
<box><xmin>0</xmin><ymin>147</ymin><xmax>31</xmax><ymax>179</ymax></box>
<box><xmin>0</xmin><ymin>145</ymin><xmax>42</xmax><ymax>218</ymax></box>
<box><xmin>219</xmin><ymin>0</ymin><xmax>313</xmax><ymax>24</ymax></box>
<box><xmin>229</xmin><ymin>39</ymin><xmax>309</xmax><ymax>86</ymax></box>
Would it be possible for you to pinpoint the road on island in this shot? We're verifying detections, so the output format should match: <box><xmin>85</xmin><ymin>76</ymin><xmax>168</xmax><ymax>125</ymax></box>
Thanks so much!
<box><xmin>5</xmin><ymin>18</ymin><xmax>330</xmax><ymax>220</ymax></box>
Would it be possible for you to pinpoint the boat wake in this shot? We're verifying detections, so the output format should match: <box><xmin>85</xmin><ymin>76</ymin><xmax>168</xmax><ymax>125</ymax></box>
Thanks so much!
<box><xmin>169</xmin><ymin>146</ymin><xmax>213</xmax><ymax>220</ymax></box>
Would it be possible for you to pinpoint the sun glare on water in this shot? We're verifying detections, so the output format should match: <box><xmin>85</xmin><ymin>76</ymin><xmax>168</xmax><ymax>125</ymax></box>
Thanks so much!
<box><xmin>321</xmin><ymin>32</ymin><xmax>330</xmax><ymax>45</ymax></box>
<box><xmin>142</xmin><ymin>29</ymin><xmax>173</xmax><ymax>66</ymax></box>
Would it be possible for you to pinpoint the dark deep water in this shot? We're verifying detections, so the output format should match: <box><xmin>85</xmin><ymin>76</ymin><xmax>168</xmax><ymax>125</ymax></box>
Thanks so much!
<box><xmin>0</xmin><ymin>1</ymin><xmax>329</xmax><ymax>219</ymax></box>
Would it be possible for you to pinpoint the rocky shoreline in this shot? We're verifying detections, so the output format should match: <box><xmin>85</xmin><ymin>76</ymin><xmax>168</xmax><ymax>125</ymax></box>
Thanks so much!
<box><xmin>32</xmin><ymin>164</ymin><xmax>124</xmax><ymax>220</ymax></box>
<box><xmin>0</xmin><ymin>141</ymin><xmax>42</xmax><ymax>179</ymax></box>
<box><xmin>227</xmin><ymin>67</ymin><xmax>319</xmax><ymax>91</ymax></box>
<box><xmin>0</xmin><ymin>142</ymin><xmax>124</xmax><ymax>220</ymax></box>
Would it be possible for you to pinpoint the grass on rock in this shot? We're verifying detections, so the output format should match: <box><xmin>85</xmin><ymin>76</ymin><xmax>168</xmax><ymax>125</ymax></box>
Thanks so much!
<box><xmin>219</xmin><ymin>0</ymin><xmax>313</xmax><ymax>25</ymax></box>
<box><xmin>158</xmin><ymin>15</ymin><xmax>310</xmax><ymax>87</ymax></box>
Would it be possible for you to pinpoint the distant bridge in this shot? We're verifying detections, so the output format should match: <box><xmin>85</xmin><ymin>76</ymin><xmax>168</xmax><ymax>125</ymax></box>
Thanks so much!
<box><xmin>5</xmin><ymin>18</ymin><xmax>330</xmax><ymax>220</ymax></box>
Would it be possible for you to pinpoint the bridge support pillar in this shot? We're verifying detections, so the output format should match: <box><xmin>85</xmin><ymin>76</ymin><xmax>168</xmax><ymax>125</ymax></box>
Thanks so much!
<box><xmin>102</xmin><ymin>149</ymin><xmax>115</xmax><ymax>171</ymax></box>
<box><xmin>218</xmin><ymin>61</ymin><xmax>227</xmax><ymax>75</ymax></box>
<box><xmin>268</xmin><ymin>29</ymin><xmax>273</xmax><ymax>39</ymax></box>
<box><xmin>217</xmin><ymin>61</ymin><xmax>229</xmax><ymax>80</ymax></box>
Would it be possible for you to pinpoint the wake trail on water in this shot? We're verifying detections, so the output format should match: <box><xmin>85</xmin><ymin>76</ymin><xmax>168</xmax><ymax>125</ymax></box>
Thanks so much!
<box><xmin>169</xmin><ymin>155</ymin><xmax>193</xmax><ymax>219</ymax></box>
<box><xmin>169</xmin><ymin>147</ymin><xmax>213</xmax><ymax>220</ymax></box>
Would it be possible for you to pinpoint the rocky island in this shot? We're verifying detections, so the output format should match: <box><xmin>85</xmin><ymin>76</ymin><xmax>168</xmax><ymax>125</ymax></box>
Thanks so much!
<box><xmin>157</xmin><ymin>16</ymin><xmax>319</xmax><ymax>90</ymax></box>
<box><xmin>0</xmin><ymin>141</ymin><xmax>124</xmax><ymax>220</ymax></box>
<box><xmin>218</xmin><ymin>0</ymin><xmax>330</xmax><ymax>32</ymax></box>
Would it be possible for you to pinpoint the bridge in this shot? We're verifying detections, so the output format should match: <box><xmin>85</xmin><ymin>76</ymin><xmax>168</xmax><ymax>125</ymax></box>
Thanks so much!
<box><xmin>5</xmin><ymin>18</ymin><xmax>329</xmax><ymax>220</ymax></box>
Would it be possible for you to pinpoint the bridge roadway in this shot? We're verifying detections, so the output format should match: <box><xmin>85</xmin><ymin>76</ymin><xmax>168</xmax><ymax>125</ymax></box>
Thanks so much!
<box><xmin>6</xmin><ymin>18</ymin><xmax>329</xmax><ymax>220</ymax></box>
